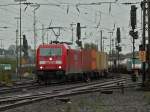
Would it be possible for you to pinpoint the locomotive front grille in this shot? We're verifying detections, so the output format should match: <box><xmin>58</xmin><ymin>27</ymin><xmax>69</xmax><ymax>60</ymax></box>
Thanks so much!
<box><xmin>39</xmin><ymin>60</ymin><xmax>62</xmax><ymax>65</ymax></box>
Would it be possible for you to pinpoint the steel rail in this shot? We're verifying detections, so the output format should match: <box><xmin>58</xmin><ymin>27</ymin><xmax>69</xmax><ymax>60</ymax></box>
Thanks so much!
<box><xmin>0</xmin><ymin>75</ymin><xmax>127</xmax><ymax>95</ymax></box>
<box><xmin>0</xmin><ymin>78</ymin><xmax>128</xmax><ymax>111</ymax></box>
<box><xmin>0</xmin><ymin>77</ymin><xmax>127</xmax><ymax>101</ymax></box>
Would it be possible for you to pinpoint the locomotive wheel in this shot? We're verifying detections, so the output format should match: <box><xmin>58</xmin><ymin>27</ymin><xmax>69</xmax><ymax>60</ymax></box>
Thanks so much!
<box><xmin>95</xmin><ymin>72</ymin><xmax>99</xmax><ymax>80</ymax></box>
<box><xmin>36</xmin><ymin>77</ymin><xmax>45</xmax><ymax>85</ymax></box>
<box><xmin>84</xmin><ymin>73</ymin><xmax>91</xmax><ymax>82</ymax></box>
<box><xmin>36</xmin><ymin>76</ymin><xmax>43</xmax><ymax>85</ymax></box>
<box><xmin>86</xmin><ymin>77</ymin><xmax>91</xmax><ymax>82</ymax></box>
<box><xmin>60</xmin><ymin>75</ymin><xmax>67</xmax><ymax>83</ymax></box>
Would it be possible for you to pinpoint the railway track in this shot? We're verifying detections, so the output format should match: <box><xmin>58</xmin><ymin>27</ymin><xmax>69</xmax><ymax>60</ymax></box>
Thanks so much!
<box><xmin>0</xmin><ymin>73</ymin><xmax>121</xmax><ymax>94</ymax></box>
<box><xmin>0</xmin><ymin>77</ymin><xmax>140</xmax><ymax>111</ymax></box>
<box><xmin>13</xmin><ymin>80</ymin><xmax>35</xmax><ymax>86</ymax></box>
<box><xmin>0</xmin><ymin>77</ymin><xmax>127</xmax><ymax>98</ymax></box>
<box><xmin>0</xmin><ymin>82</ymin><xmax>39</xmax><ymax>94</ymax></box>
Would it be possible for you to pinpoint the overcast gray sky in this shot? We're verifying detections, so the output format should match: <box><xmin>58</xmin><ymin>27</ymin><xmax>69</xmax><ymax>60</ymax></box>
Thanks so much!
<box><xmin>0</xmin><ymin>0</ymin><xmax>142</xmax><ymax>54</ymax></box>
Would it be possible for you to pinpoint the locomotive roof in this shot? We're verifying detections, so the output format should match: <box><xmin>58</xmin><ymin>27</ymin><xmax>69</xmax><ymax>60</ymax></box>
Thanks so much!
<box><xmin>38</xmin><ymin>43</ymin><xmax>81</xmax><ymax>50</ymax></box>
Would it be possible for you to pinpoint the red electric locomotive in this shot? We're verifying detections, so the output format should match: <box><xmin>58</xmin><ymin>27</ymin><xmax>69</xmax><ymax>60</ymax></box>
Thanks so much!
<box><xmin>36</xmin><ymin>43</ymin><xmax>108</xmax><ymax>83</ymax></box>
<box><xmin>36</xmin><ymin>43</ymin><xmax>82</xmax><ymax>82</ymax></box>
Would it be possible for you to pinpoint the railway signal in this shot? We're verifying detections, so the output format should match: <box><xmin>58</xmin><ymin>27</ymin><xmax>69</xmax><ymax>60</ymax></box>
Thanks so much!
<box><xmin>130</xmin><ymin>5</ymin><xmax>138</xmax><ymax>81</ymax></box>
<box><xmin>130</xmin><ymin>5</ymin><xmax>137</xmax><ymax>30</ymax></box>
<box><xmin>116</xmin><ymin>27</ymin><xmax>121</xmax><ymax>43</ymax></box>
<box><xmin>22</xmin><ymin>34</ymin><xmax>28</xmax><ymax>58</ymax></box>
<box><xmin>76</xmin><ymin>23</ymin><xmax>81</xmax><ymax>40</ymax></box>
<box><xmin>129</xmin><ymin>30</ymin><xmax>138</xmax><ymax>39</ymax></box>
<box><xmin>116</xmin><ymin>46</ymin><xmax>122</xmax><ymax>52</ymax></box>
<box><xmin>116</xmin><ymin>27</ymin><xmax>121</xmax><ymax>71</ymax></box>
<box><xmin>76</xmin><ymin>23</ymin><xmax>82</xmax><ymax>47</ymax></box>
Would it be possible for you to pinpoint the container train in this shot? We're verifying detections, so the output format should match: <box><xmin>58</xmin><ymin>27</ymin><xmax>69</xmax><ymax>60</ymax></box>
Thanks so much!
<box><xmin>36</xmin><ymin>43</ymin><xmax>108</xmax><ymax>83</ymax></box>
<box><xmin>111</xmin><ymin>58</ymin><xmax>147</xmax><ymax>74</ymax></box>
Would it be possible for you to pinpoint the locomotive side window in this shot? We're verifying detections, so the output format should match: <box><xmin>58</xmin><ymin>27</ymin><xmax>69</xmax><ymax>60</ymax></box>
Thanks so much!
<box><xmin>40</xmin><ymin>48</ymin><xmax>62</xmax><ymax>56</ymax></box>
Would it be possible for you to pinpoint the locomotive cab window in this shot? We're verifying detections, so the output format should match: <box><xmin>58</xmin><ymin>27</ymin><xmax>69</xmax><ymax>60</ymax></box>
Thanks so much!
<box><xmin>40</xmin><ymin>48</ymin><xmax>62</xmax><ymax>56</ymax></box>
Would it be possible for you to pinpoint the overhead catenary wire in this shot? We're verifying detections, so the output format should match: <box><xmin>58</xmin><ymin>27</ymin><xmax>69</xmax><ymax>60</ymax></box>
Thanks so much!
<box><xmin>0</xmin><ymin>5</ymin><xmax>43</xmax><ymax>25</ymax></box>
<box><xmin>0</xmin><ymin>3</ymin><xmax>49</xmax><ymax>30</ymax></box>
<box><xmin>0</xmin><ymin>1</ymin><xmax>141</xmax><ymax>28</ymax></box>
<box><xmin>0</xmin><ymin>7</ymin><xmax>34</xmax><ymax>30</ymax></box>
<box><xmin>0</xmin><ymin>0</ymin><xmax>141</xmax><ymax>50</ymax></box>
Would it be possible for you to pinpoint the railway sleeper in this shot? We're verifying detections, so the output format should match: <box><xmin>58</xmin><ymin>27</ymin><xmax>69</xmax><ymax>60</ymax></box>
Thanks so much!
<box><xmin>101</xmin><ymin>90</ymin><xmax>113</xmax><ymax>94</ymax></box>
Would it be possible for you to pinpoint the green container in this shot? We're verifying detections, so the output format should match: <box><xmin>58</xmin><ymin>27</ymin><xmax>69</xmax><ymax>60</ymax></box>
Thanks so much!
<box><xmin>0</xmin><ymin>64</ymin><xmax>12</xmax><ymax>71</ymax></box>
<box><xmin>0</xmin><ymin>64</ymin><xmax>12</xmax><ymax>85</ymax></box>
<box><xmin>127</xmin><ymin>58</ymin><xmax>142</xmax><ymax>71</ymax></box>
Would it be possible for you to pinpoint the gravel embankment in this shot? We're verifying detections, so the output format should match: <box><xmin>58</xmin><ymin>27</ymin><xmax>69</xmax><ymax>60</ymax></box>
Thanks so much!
<box><xmin>3</xmin><ymin>86</ymin><xmax>150</xmax><ymax>112</ymax></box>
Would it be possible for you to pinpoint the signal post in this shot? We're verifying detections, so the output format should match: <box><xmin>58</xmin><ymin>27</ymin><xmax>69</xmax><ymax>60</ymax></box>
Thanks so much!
<box><xmin>130</xmin><ymin>5</ymin><xmax>138</xmax><ymax>81</ymax></box>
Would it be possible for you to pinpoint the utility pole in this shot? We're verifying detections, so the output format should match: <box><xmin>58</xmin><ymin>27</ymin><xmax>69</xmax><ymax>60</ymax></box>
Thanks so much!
<box><xmin>109</xmin><ymin>33</ymin><xmax>112</xmax><ymax>55</ymax></box>
<box><xmin>100</xmin><ymin>30</ymin><xmax>103</xmax><ymax>51</ymax></box>
<box><xmin>33</xmin><ymin>9</ymin><xmax>37</xmax><ymax>63</ymax></box>
<box><xmin>33</xmin><ymin>9</ymin><xmax>36</xmax><ymax>48</ymax></box>
<box><xmin>112</xmin><ymin>38</ymin><xmax>114</xmax><ymax>55</ymax></box>
<box><xmin>0</xmin><ymin>39</ymin><xmax>3</xmax><ymax>55</ymax></box>
<box><xmin>47</xmin><ymin>32</ymin><xmax>49</xmax><ymax>44</ymax></box>
<box><xmin>115</xmin><ymin>38</ymin><xmax>118</xmax><ymax>70</ymax></box>
<box><xmin>103</xmin><ymin>36</ymin><xmax>107</xmax><ymax>52</ymax></box>
<box><xmin>132</xmin><ymin>33</ymin><xmax>135</xmax><ymax>68</ymax></box>
<box><xmin>19</xmin><ymin>0</ymin><xmax>22</xmax><ymax>78</ymax></box>
<box><xmin>15</xmin><ymin>17</ymin><xmax>19</xmax><ymax>78</ymax></box>
<box><xmin>141</xmin><ymin>0</ymin><xmax>147</xmax><ymax>85</ymax></box>
<box><xmin>0</xmin><ymin>39</ymin><xmax>2</xmax><ymax>49</ymax></box>
<box><xmin>103</xmin><ymin>39</ymin><xmax>104</xmax><ymax>52</ymax></box>
<box><xmin>14</xmin><ymin>0</ymin><xmax>27</xmax><ymax>80</ymax></box>
<box><xmin>117</xmin><ymin>41</ymin><xmax>120</xmax><ymax>70</ymax></box>
<box><xmin>42</xmin><ymin>24</ymin><xmax>45</xmax><ymax>44</ymax></box>
<box><xmin>108</xmin><ymin>32</ymin><xmax>113</xmax><ymax>70</ymax></box>
<box><xmin>148</xmin><ymin>0</ymin><xmax>150</xmax><ymax>80</ymax></box>
<box><xmin>70</xmin><ymin>22</ymin><xmax>76</xmax><ymax>43</ymax></box>
<box><xmin>31</xmin><ymin>4</ymin><xmax>40</xmax><ymax>64</ymax></box>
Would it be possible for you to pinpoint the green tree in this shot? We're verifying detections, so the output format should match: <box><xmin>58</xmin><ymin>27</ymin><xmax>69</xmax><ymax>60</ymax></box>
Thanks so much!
<box><xmin>84</xmin><ymin>43</ymin><xmax>98</xmax><ymax>51</ymax></box>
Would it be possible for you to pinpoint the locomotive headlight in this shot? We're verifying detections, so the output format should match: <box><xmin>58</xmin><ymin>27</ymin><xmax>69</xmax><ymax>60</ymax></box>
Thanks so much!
<box><xmin>58</xmin><ymin>66</ymin><xmax>62</xmax><ymax>69</ymax></box>
<box><xmin>40</xmin><ymin>66</ymin><xmax>43</xmax><ymax>69</ymax></box>
<box><xmin>49</xmin><ymin>57</ymin><xmax>52</xmax><ymax>61</ymax></box>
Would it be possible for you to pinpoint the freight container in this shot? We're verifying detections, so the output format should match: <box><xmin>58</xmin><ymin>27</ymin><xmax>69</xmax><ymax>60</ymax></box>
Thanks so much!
<box><xmin>82</xmin><ymin>49</ymin><xmax>97</xmax><ymax>72</ymax></box>
<box><xmin>66</xmin><ymin>49</ymin><xmax>82</xmax><ymax>74</ymax></box>
<box><xmin>91</xmin><ymin>50</ymin><xmax>97</xmax><ymax>71</ymax></box>
<box><xmin>96</xmin><ymin>52</ymin><xmax>100</xmax><ymax>70</ymax></box>
<box><xmin>82</xmin><ymin>50</ymin><xmax>92</xmax><ymax>72</ymax></box>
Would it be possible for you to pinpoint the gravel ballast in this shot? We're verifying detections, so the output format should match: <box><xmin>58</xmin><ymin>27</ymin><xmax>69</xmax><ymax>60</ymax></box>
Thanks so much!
<box><xmin>3</xmin><ymin>86</ymin><xmax>150</xmax><ymax>112</ymax></box>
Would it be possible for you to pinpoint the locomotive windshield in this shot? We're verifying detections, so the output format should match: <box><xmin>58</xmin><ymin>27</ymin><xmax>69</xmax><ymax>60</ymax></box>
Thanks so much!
<box><xmin>40</xmin><ymin>48</ymin><xmax>62</xmax><ymax>56</ymax></box>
